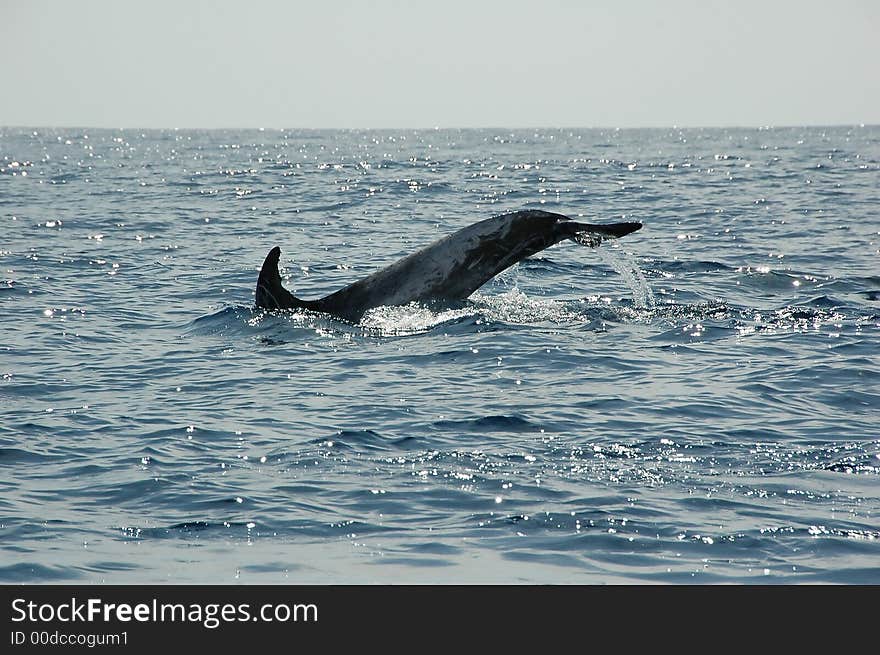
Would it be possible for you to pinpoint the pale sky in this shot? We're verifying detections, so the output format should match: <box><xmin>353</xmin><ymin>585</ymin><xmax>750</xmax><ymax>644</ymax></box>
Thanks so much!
<box><xmin>2</xmin><ymin>0</ymin><xmax>878</xmax><ymax>128</ymax></box>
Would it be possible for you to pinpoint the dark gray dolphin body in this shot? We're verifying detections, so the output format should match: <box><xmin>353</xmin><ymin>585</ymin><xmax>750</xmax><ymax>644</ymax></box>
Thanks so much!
<box><xmin>255</xmin><ymin>209</ymin><xmax>642</xmax><ymax>322</ymax></box>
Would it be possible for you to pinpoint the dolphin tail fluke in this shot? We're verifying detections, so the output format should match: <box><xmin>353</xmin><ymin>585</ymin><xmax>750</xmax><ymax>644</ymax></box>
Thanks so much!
<box><xmin>567</xmin><ymin>221</ymin><xmax>642</xmax><ymax>247</ymax></box>
<box><xmin>255</xmin><ymin>246</ymin><xmax>299</xmax><ymax>310</ymax></box>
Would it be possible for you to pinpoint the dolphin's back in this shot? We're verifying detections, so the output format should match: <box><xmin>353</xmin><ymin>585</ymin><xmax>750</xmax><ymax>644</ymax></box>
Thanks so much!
<box><xmin>313</xmin><ymin>210</ymin><xmax>638</xmax><ymax>321</ymax></box>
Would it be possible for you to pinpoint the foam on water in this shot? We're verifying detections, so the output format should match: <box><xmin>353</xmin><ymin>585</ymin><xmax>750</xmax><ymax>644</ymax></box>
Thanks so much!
<box><xmin>359</xmin><ymin>303</ymin><xmax>475</xmax><ymax>336</ymax></box>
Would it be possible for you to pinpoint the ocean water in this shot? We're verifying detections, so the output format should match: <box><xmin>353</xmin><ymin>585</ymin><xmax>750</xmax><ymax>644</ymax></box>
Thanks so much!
<box><xmin>1</xmin><ymin>126</ymin><xmax>878</xmax><ymax>584</ymax></box>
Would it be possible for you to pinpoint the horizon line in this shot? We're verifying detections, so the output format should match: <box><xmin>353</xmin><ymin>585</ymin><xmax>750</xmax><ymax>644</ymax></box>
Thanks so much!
<box><xmin>2</xmin><ymin>122</ymin><xmax>876</xmax><ymax>132</ymax></box>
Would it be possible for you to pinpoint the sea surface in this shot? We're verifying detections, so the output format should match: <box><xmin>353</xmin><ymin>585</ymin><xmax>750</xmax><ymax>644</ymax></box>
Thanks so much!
<box><xmin>1</xmin><ymin>126</ymin><xmax>878</xmax><ymax>584</ymax></box>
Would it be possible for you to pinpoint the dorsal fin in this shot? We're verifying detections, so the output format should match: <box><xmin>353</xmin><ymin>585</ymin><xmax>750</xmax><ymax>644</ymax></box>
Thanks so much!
<box><xmin>255</xmin><ymin>246</ymin><xmax>299</xmax><ymax>309</ymax></box>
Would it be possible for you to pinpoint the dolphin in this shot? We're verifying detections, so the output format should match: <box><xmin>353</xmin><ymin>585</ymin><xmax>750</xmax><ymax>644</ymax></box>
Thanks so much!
<box><xmin>255</xmin><ymin>209</ymin><xmax>642</xmax><ymax>322</ymax></box>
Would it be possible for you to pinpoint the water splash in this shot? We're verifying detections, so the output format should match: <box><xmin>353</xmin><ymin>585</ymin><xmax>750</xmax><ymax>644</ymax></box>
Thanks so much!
<box><xmin>357</xmin><ymin>290</ymin><xmax>588</xmax><ymax>335</ymax></box>
<box><xmin>359</xmin><ymin>303</ymin><xmax>474</xmax><ymax>336</ymax></box>
<box><xmin>473</xmin><ymin>289</ymin><xmax>581</xmax><ymax>324</ymax></box>
<box><xmin>595</xmin><ymin>243</ymin><xmax>656</xmax><ymax>309</ymax></box>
